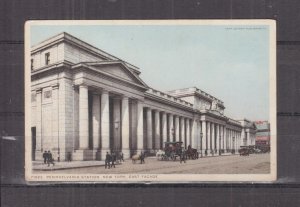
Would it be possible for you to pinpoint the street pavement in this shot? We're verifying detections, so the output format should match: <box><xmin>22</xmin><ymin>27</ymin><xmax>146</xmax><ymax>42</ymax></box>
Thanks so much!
<box><xmin>33</xmin><ymin>153</ymin><xmax>270</xmax><ymax>174</ymax></box>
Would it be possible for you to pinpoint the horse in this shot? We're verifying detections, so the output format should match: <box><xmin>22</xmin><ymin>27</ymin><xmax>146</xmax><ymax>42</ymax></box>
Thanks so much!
<box><xmin>156</xmin><ymin>149</ymin><xmax>165</xmax><ymax>160</ymax></box>
<box><xmin>132</xmin><ymin>152</ymin><xmax>146</xmax><ymax>164</ymax></box>
<box><xmin>186</xmin><ymin>145</ymin><xmax>198</xmax><ymax>160</ymax></box>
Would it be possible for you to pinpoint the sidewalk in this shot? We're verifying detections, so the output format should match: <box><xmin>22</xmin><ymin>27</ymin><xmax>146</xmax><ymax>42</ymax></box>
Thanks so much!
<box><xmin>33</xmin><ymin>160</ymin><xmax>107</xmax><ymax>171</ymax></box>
<box><xmin>33</xmin><ymin>154</ymin><xmax>237</xmax><ymax>171</ymax></box>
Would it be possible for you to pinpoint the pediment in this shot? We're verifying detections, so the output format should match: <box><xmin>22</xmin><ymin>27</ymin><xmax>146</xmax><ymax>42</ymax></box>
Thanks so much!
<box><xmin>86</xmin><ymin>61</ymin><xmax>148</xmax><ymax>88</ymax></box>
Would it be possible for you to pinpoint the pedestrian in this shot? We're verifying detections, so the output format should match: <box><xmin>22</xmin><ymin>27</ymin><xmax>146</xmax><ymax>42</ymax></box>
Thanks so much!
<box><xmin>140</xmin><ymin>151</ymin><xmax>145</xmax><ymax>164</ymax></box>
<box><xmin>42</xmin><ymin>151</ymin><xmax>48</xmax><ymax>164</ymax></box>
<box><xmin>180</xmin><ymin>150</ymin><xmax>186</xmax><ymax>164</ymax></box>
<box><xmin>120</xmin><ymin>151</ymin><xmax>124</xmax><ymax>162</ymax></box>
<box><xmin>111</xmin><ymin>151</ymin><xmax>116</xmax><ymax>168</ymax></box>
<box><xmin>47</xmin><ymin>151</ymin><xmax>55</xmax><ymax>167</ymax></box>
<box><xmin>105</xmin><ymin>152</ymin><xmax>111</xmax><ymax>169</ymax></box>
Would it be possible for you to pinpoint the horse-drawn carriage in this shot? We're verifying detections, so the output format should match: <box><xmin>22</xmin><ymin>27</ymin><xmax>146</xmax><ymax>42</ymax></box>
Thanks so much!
<box><xmin>238</xmin><ymin>146</ymin><xmax>250</xmax><ymax>156</ymax></box>
<box><xmin>157</xmin><ymin>141</ymin><xmax>185</xmax><ymax>161</ymax></box>
<box><xmin>186</xmin><ymin>145</ymin><xmax>199</xmax><ymax>159</ymax></box>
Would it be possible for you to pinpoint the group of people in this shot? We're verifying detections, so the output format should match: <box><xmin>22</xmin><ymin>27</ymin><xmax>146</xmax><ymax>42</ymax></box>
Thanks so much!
<box><xmin>105</xmin><ymin>151</ymin><xmax>124</xmax><ymax>169</ymax></box>
<box><xmin>42</xmin><ymin>150</ymin><xmax>55</xmax><ymax>167</ymax></box>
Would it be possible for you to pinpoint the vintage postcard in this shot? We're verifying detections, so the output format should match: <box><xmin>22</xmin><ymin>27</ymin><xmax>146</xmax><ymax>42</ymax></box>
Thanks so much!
<box><xmin>25</xmin><ymin>20</ymin><xmax>276</xmax><ymax>183</ymax></box>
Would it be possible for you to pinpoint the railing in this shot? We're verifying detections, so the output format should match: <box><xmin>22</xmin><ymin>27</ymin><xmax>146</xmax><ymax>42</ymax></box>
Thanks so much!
<box><xmin>147</xmin><ymin>88</ymin><xmax>193</xmax><ymax>107</ymax></box>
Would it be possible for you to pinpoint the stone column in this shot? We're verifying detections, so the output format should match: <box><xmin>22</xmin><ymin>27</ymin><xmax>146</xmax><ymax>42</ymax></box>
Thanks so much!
<box><xmin>175</xmin><ymin>116</ymin><xmax>180</xmax><ymax>141</ymax></box>
<box><xmin>168</xmin><ymin>114</ymin><xmax>174</xmax><ymax>141</ymax></box>
<box><xmin>51</xmin><ymin>84</ymin><xmax>59</xmax><ymax>159</ymax></box>
<box><xmin>121</xmin><ymin>96</ymin><xmax>130</xmax><ymax>159</ymax></box>
<box><xmin>186</xmin><ymin>118</ymin><xmax>190</xmax><ymax>148</ymax></box>
<box><xmin>79</xmin><ymin>85</ymin><xmax>89</xmax><ymax>149</ymax></box>
<box><xmin>222</xmin><ymin>126</ymin><xmax>225</xmax><ymax>152</ymax></box>
<box><xmin>246</xmin><ymin>131</ymin><xmax>250</xmax><ymax>146</ymax></box>
<box><xmin>238</xmin><ymin>131</ymin><xmax>240</xmax><ymax>151</ymax></box>
<box><xmin>198</xmin><ymin>121</ymin><xmax>202</xmax><ymax>152</ymax></box>
<box><xmin>241</xmin><ymin>129</ymin><xmax>245</xmax><ymax>146</ymax></box>
<box><xmin>154</xmin><ymin>110</ymin><xmax>160</xmax><ymax>150</ymax></box>
<box><xmin>146</xmin><ymin>108</ymin><xmax>152</xmax><ymax>150</ymax></box>
<box><xmin>207</xmin><ymin>122</ymin><xmax>211</xmax><ymax>155</ymax></box>
<box><xmin>211</xmin><ymin>122</ymin><xmax>215</xmax><ymax>155</ymax></box>
<box><xmin>216</xmin><ymin>124</ymin><xmax>220</xmax><ymax>155</ymax></box>
<box><xmin>100</xmin><ymin>90</ymin><xmax>110</xmax><ymax>159</ymax></box>
<box><xmin>136</xmin><ymin>101</ymin><xmax>144</xmax><ymax>153</ymax></box>
<box><xmin>237</xmin><ymin>131</ymin><xmax>240</xmax><ymax>151</ymax></box>
<box><xmin>92</xmin><ymin>93</ymin><xmax>100</xmax><ymax>151</ymax></box>
<box><xmin>35</xmin><ymin>88</ymin><xmax>42</xmax><ymax>153</ymax></box>
<box><xmin>180</xmin><ymin>117</ymin><xmax>185</xmax><ymax>142</ymax></box>
<box><xmin>236</xmin><ymin>131</ymin><xmax>239</xmax><ymax>152</ymax></box>
<box><xmin>227</xmin><ymin>129</ymin><xmax>230</xmax><ymax>152</ymax></box>
<box><xmin>230</xmin><ymin>130</ymin><xmax>233</xmax><ymax>151</ymax></box>
<box><xmin>201</xmin><ymin>121</ymin><xmax>207</xmax><ymax>156</ymax></box>
<box><xmin>191</xmin><ymin>119</ymin><xmax>198</xmax><ymax>149</ymax></box>
<box><xmin>235</xmin><ymin>131</ymin><xmax>237</xmax><ymax>150</ymax></box>
<box><xmin>161</xmin><ymin>112</ymin><xmax>167</xmax><ymax>148</ymax></box>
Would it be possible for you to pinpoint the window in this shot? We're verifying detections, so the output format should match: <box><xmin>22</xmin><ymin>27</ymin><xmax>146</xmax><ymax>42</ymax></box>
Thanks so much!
<box><xmin>45</xmin><ymin>52</ymin><xmax>50</xmax><ymax>65</ymax></box>
<box><xmin>31</xmin><ymin>58</ymin><xmax>34</xmax><ymax>70</ymax></box>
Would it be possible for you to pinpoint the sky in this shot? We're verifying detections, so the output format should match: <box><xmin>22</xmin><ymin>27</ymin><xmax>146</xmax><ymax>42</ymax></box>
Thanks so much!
<box><xmin>30</xmin><ymin>23</ymin><xmax>270</xmax><ymax>121</ymax></box>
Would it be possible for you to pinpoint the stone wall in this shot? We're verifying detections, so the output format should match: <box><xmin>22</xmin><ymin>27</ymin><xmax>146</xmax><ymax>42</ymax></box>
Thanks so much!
<box><xmin>64</xmin><ymin>43</ymin><xmax>105</xmax><ymax>64</ymax></box>
<box><xmin>31</xmin><ymin>43</ymin><xmax>64</xmax><ymax>70</ymax></box>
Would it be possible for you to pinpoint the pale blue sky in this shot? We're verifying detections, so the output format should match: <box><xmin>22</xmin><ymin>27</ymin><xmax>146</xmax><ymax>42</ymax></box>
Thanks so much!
<box><xmin>30</xmin><ymin>24</ymin><xmax>270</xmax><ymax>121</ymax></box>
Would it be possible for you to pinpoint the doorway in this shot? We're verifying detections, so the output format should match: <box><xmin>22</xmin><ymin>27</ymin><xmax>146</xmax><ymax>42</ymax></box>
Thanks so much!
<box><xmin>31</xmin><ymin>127</ymin><xmax>36</xmax><ymax>160</ymax></box>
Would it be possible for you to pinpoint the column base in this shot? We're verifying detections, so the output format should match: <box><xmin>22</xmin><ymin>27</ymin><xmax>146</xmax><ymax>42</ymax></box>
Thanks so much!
<box><xmin>93</xmin><ymin>149</ymin><xmax>102</xmax><ymax>160</ymax></box>
<box><xmin>35</xmin><ymin>150</ymin><xmax>43</xmax><ymax>161</ymax></box>
<box><xmin>135</xmin><ymin>149</ymin><xmax>144</xmax><ymax>155</ymax></box>
<box><xmin>121</xmin><ymin>148</ymin><xmax>131</xmax><ymax>159</ymax></box>
<box><xmin>72</xmin><ymin>149</ymin><xmax>93</xmax><ymax>161</ymax></box>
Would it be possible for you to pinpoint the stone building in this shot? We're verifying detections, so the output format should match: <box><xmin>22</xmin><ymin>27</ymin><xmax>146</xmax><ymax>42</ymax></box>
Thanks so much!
<box><xmin>255</xmin><ymin>121</ymin><xmax>270</xmax><ymax>149</ymax></box>
<box><xmin>30</xmin><ymin>32</ymin><xmax>256</xmax><ymax>161</ymax></box>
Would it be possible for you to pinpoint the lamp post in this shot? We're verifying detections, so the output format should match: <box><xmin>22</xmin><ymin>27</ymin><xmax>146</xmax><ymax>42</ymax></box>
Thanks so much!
<box><xmin>200</xmin><ymin>132</ymin><xmax>203</xmax><ymax>157</ymax></box>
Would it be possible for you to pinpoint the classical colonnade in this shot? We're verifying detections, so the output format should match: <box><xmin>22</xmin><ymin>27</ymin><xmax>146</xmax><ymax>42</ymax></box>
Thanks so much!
<box><xmin>76</xmin><ymin>84</ymin><xmax>243</xmax><ymax>160</ymax></box>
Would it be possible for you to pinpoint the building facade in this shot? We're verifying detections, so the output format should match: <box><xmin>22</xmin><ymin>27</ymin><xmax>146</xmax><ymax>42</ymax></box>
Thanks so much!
<box><xmin>255</xmin><ymin>121</ymin><xmax>270</xmax><ymax>151</ymax></box>
<box><xmin>30</xmin><ymin>32</ymin><xmax>256</xmax><ymax>161</ymax></box>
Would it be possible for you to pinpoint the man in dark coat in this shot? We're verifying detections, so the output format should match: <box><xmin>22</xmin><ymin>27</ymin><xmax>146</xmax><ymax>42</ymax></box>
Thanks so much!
<box><xmin>47</xmin><ymin>151</ymin><xmax>55</xmax><ymax>167</ymax></box>
<box><xmin>42</xmin><ymin>151</ymin><xmax>48</xmax><ymax>164</ymax></box>
<box><xmin>105</xmin><ymin>152</ymin><xmax>111</xmax><ymax>169</ymax></box>
<box><xmin>140</xmin><ymin>151</ymin><xmax>145</xmax><ymax>164</ymax></box>
<box><xmin>111</xmin><ymin>151</ymin><xmax>116</xmax><ymax>168</ymax></box>
<box><xmin>120</xmin><ymin>152</ymin><xmax>124</xmax><ymax>162</ymax></box>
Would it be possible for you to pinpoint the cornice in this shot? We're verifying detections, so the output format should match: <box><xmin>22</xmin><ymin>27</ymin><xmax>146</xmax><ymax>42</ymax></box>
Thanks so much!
<box><xmin>145</xmin><ymin>92</ymin><xmax>195</xmax><ymax>113</ymax></box>
<box><xmin>31</xmin><ymin>32</ymin><xmax>141</xmax><ymax>72</ymax></box>
<box><xmin>72</xmin><ymin>64</ymin><xmax>148</xmax><ymax>92</ymax></box>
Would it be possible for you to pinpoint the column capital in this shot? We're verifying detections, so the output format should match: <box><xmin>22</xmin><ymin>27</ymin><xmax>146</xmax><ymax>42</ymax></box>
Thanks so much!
<box><xmin>51</xmin><ymin>83</ymin><xmax>59</xmax><ymax>90</ymax></box>
<box><xmin>79</xmin><ymin>84</ymin><xmax>88</xmax><ymax>89</ymax></box>
<box><xmin>121</xmin><ymin>95</ymin><xmax>129</xmax><ymax>100</ymax></box>
<box><xmin>36</xmin><ymin>88</ymin><xmax>42</xmax><ymax>94</ymax></box>
<box><xmin>101</xmin><ymin>89</ymin><xmax>109</xmax><ymax>94</ymax></box>
<box><xmin>112</xmin><ymin>96</ymin><xmax>121</xmax><ymax>101</ymax></box>
<box><xmin>153</xmin><ymin>109</ymin><xmax>160</xmax><ymax>113</ymax></box>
